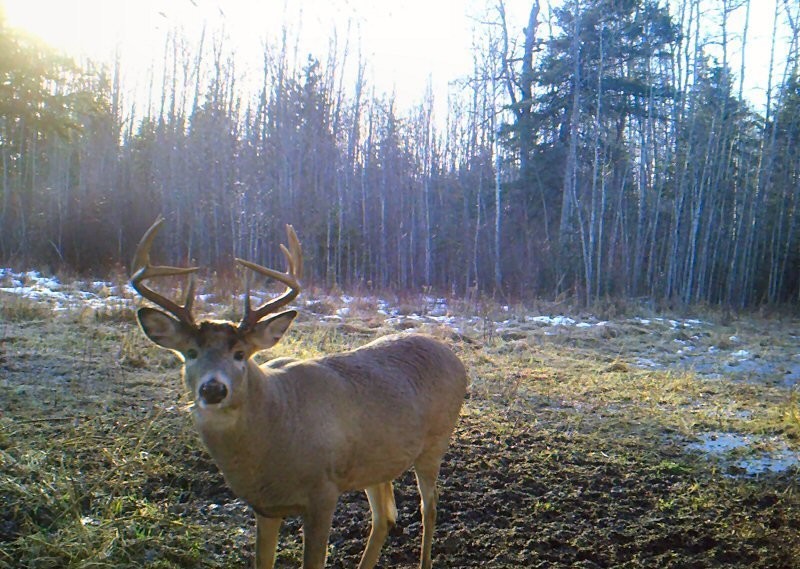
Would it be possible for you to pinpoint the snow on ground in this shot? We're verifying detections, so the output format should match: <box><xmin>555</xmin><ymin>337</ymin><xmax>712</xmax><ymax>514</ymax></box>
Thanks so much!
<box><xmin>0</xmin><ymin>269</ymin><xmax>790</xmax><ymax>382</ymax></box>
<box><xmin>0</xmin><ymin>268</ymin><xmax>699</xmax><ymax>335</ymax></box>
<box><xmin>688</xmin><ymin>432</ymin><xmax>798</xmax><ymax>476</ymax></box>
<box><xmin>0</xmin><ymin>268</ymin><xmax>132</xmax><ymax>312</ymax></box>
<box><xmin>2</xmin><ymin>267</ymin><xmax>800</xmax><ymax>475</ymax></box>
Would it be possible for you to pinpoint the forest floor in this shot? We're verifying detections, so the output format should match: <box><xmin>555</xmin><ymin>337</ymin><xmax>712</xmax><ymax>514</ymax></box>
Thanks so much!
<box><xmin>2</xmin><ymin>269</ymin><xmax>800</xmax><ymax>568</ymax></box>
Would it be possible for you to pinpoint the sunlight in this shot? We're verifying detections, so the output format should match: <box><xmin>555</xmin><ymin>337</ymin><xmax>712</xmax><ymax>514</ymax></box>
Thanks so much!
<box><xmin>1</xmin><ymin>0</ymin><xmax>478</xmax><ymax>115</ymax></box>
<box><xmin>4</xmin><ymin>0</ymin><xmax>165</xmax><ymax>60</ymax></box>
<box><xmin>1</xmin><ymin>0</ymin><xmax>787</xmax><ymax>115</ymax></box>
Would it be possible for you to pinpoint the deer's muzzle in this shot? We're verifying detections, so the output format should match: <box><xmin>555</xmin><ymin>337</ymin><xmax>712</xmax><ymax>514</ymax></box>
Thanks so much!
<box><xmin>199</xmin><ymin>378</ymin><xmax>228</xmax><ymax>405</ymax></box>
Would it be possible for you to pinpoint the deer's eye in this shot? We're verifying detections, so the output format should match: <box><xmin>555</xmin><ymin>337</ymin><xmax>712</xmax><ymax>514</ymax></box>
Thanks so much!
<box><xmin>186</xmin><ymin>349</ymin><xmax>198</xmax><ymax>360</ymax></box>
<box><xmin>233</xmin><ymin>351</ymin><xmax>246</xmax><ymax>361</ymax></box>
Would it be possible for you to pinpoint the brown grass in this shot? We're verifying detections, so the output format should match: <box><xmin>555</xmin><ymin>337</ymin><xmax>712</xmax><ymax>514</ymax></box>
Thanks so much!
<box><xmin>2</xmin><ymin>291</ymin><xmax>800</xmax><ymax>567</ymax></box>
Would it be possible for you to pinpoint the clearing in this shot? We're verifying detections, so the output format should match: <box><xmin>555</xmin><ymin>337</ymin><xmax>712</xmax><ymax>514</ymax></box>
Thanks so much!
<box><xmin>1</xmin><ymin>269</ymin><xmax>800</xmax><ymax>568</ymax></box>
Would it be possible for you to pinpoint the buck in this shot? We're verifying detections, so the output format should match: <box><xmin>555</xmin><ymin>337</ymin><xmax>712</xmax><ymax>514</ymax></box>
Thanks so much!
<box><xmin>129</xmin><ymin>218</ymin><xmax>468</xmax><ymax>569</ymax></box>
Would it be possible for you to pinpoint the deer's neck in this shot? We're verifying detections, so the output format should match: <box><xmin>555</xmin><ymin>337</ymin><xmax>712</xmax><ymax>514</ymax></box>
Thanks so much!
<box><xmin>192</xmin><ymin>363</ymin><xmax>291</xmax><ymax>494</ymax></box>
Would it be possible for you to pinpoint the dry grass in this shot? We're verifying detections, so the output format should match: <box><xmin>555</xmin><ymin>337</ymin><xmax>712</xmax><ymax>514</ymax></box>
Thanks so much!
<box><xmin>2</xmin><ymin>291</ymin><xmax>800</xmax><ymax>567</ymax></box>
<box><xmin>0</xmin><ymin>293</ymin><xmax>53</xmax><ymax>322</ymax></box>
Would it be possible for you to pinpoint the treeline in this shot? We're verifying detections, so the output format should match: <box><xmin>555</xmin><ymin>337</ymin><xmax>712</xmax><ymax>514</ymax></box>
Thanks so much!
<box><xmin>1</xmin><ymin>0</ymin><xmax>799</xmax><ymax>308</ymax></box>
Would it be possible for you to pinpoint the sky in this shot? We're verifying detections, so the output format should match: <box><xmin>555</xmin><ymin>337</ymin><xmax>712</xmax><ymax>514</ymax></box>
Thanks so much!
<box><xmin>2</xmin><ymin>0</ymin><xmax>494</xmax><ymax>116</ymax></box>
<box><xmin>2</xmin><ymin>0</ymin><xmax>794</xmax><ymax>116</ymax></box>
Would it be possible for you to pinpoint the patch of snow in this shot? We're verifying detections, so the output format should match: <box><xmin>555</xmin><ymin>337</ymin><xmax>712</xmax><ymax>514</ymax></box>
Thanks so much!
<box><xmin>248</xmin><ymin>294</ymin><xmax>265</xmax><ymax>306</ymax></box>
<box><xmin>428</xmin><ymin>306</ymin><xmax>448</xmax><ymax>318</ymax></box>
<box><xmin>689</xmin><ymin>432</ymin><xmax>751</xmax><ymax>453</ymax></box>
<box><xmin>0</xmin><ymin>268</ymin><xmax>135</xmax><ymax>312</ymax></box>
<box><xmin>635</xmin><ymin>357</ymin><xmax>661</xmax><ymax>369</ymax></box>
<box><xmin>0</xmin><ymin>285</ymin><xmax>66</xmax><ymax>302</ymax></box>
<box><xmin>688</xmin><ymin>431</ymin><xmax>799</xmax><ymax>476</ymax></box>
<box><xmin>634</xmin><ymin>316</ymin><xmax>706</xmax><ymax>329</ymax></box>
<box><xmin>531</xmin><ymin>315</ymin><xmax>576</xmax><ymax>326</ymax></box>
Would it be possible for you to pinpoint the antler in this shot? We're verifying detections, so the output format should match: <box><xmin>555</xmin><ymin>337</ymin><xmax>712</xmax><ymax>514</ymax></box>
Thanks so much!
<box><xmin>236</xmin><ymin>224</ymin><xmax>303</xmax><ymax>331</ymax></box>
<box><xmin>130</xmin><ymin>216</ymin><xmax>199</xmax><ymax>326</ymax></box>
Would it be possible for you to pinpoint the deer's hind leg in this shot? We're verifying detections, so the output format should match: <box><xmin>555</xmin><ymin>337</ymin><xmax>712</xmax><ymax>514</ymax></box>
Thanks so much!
<box><xmin>357</xmin><ymin>481</ymin><xmax>397</xmax><ymax>569</ymax></box>
<box><xmin>414</xmin><ymin>450</ymin><xmax>446</xmax><ymax>569</ymax></box>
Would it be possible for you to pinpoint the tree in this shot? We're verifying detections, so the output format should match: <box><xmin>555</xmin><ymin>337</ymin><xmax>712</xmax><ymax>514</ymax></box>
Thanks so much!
<box><xmin>0</xmin><ymin>10</ymin><xmax>104</xmax><ymax>261</ymax></box>
<box><xmin>529</xmin><ymin>0</ymin><xmax>679</xmax><ymax>301</ymax></box>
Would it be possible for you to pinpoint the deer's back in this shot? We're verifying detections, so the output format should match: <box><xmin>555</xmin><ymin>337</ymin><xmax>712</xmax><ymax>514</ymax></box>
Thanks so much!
<box><xmin>271</xmin><ymin>333</ymin><xmax>467</xmax><ymax>490</ymax></box>
<box><xmin>322</xmin><ymin>333</ymin><xmax>465</xmax><ymax>420</ymax></box>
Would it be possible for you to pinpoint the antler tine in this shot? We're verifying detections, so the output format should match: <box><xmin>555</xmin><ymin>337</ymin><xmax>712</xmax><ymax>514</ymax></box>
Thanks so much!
<box><xmin>130</xmin><ymin>217</ymin><xmax>200</xmax><ymax>325</ymax></box>
<box><xmin>236</xmin><ymin>224</ymin><xmax>303</xmax><ymax>331</ymax></box>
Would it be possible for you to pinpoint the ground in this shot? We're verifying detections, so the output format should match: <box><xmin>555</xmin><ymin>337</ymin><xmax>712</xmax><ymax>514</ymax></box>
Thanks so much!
<box><xmin>1</xmin><ymin>270</ymin><xmax>800</xmax><ymax>568</ymax></box>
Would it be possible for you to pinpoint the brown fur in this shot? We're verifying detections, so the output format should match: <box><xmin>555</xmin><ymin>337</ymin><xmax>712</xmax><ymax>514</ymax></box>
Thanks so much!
<box><xmin>137</xmin><ymin>308</ymin><xmax>467</xmax><ymax>569</ymax></box>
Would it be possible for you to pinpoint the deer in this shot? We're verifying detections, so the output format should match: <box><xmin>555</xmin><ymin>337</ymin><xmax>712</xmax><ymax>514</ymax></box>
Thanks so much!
<box><xmin>129</xmin><ymin>217</ymin><xmax>468</xmax><ymax>569</ymax></box>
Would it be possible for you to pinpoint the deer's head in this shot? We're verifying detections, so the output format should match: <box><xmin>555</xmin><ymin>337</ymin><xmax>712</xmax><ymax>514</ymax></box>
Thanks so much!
<box><xmin>131</xmin><ymin>218</ymin><xmax>302</xmax><ymax>411</ymax></box>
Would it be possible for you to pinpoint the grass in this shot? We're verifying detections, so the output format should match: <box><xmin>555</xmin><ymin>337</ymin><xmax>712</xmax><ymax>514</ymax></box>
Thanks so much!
<box><xmin>0</xmin><ymin>294</ymin><xmax>53</xmax><ymax>322</ymax></box>
<box><xmin>2</xmin><ymin>291</ymin><xmax>800</xmax><ymax>567</ymax></box>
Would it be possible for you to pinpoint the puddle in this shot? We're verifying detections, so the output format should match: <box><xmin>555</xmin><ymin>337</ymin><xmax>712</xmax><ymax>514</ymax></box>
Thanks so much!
<box><xmin>688</xmin><ymin>432</ymin><xmax>800</xmax><ymax>476</ymax></box>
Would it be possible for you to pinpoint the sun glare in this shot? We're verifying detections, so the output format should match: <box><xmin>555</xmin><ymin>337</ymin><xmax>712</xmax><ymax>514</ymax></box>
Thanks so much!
<box><xmin>5</xmin><ymin>0</ymin><xmax>145</xmax><ymax>58</ymax></box>
<box><xmin>2</xmin><ymin>0</ymin><xmax>476</xmax><ymax>115</ymax></box>
<box><xmin>1</xmin><ymin>0</ymin><xmax>785</xmax><ymax>115</ymax></box>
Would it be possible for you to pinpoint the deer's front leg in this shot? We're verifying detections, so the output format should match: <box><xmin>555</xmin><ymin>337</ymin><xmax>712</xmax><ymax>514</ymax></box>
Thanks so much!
<box><xmin>301</xmin><ymin>491</ymin><xmax>339</xmax><ymax>569</ymax></box>
<box><xmin>255</xmin><ymin>515</ymin><xmax>282</xmax><ymax>569</ymax></box>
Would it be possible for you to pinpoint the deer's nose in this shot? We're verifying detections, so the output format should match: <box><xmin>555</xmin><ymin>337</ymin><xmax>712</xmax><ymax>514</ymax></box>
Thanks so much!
<box><xmin>199</xmin><ymin>378</ymin><xmax>228</xmax><ymax>405</ymax></box>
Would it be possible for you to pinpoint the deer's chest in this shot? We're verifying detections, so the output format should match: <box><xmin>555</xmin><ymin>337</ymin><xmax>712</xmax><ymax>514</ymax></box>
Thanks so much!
<box><xmin>195</xmin><ymin>417</ymin><xmax>315</xmax><ymax>512</ymax></box>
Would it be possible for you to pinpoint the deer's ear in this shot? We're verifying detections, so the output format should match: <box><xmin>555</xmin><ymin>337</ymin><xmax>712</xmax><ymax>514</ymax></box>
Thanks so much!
<box><xmin>246</xmin><ymin>310</ymin><xmax>297</xmax><ymax>352</ymax></box>
<box><xmin>137</xmin><ymin>307</ymin><xmax>194</xmax><ymax>351</ymax></box>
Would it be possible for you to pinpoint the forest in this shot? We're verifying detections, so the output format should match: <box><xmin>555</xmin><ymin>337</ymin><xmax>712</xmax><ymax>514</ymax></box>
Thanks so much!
<box><xmin>1</xmin><ymin>0</ymin><xmax>799</xmax><ymax>308</ymax></box>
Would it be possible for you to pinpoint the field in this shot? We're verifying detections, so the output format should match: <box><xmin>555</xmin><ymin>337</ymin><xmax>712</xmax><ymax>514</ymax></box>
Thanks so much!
<box><xmin>2</xmin><ymin>270</ymin><xmax>800</xmax><ymax>568</ymax></box>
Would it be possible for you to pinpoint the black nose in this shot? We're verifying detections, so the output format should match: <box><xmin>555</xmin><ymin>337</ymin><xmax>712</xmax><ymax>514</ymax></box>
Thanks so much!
<box><xmin>199</xmin><ymin>378</ymin><xmax>228</xmax><ymax>405</ymax></box>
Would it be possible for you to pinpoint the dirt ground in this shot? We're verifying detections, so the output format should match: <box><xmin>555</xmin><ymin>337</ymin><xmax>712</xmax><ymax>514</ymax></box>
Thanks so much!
<box><xmin>2</xmin><ymin>290</ymin><xmax>800</xmax><ymax>568</ymax></box>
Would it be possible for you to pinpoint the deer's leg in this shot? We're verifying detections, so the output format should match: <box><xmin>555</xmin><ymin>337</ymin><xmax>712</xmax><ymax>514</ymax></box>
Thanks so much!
<box><xmin>414</xmin><ymin>460</ymin><xmax>441</xmax><ymax>569</ymax></box>
<box><xmin>357</xmin><ymin>481</ymin><xmax>398</xmax><ymax>569</ymax></box>
<box><xmin>255</xmin><ymin>515</ymin><xmax>282</xmax><ymax>569</ymax></box>
<box><xmin>301</xmin><ymin>492</ymin><xmax>338</xmax><ymax>569</ymax></box>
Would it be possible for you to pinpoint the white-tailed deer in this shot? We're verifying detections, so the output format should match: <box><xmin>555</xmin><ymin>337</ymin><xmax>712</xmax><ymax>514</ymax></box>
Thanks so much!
<box><xmin>130</xmin><ymin>218</ymin><xmax>467</xmax><ymax>569</ymax></box>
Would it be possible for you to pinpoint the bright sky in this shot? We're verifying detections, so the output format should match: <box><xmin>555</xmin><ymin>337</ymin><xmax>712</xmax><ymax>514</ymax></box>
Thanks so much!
<box><xmin>2</xmin><ymin>0</ymin><xmax>491</xmax><ymax>116</ymax></box>
<box><xmin>1</xmin><ymin>0</ymin><xmax>793</xmax><ymax>116</ymax></box>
